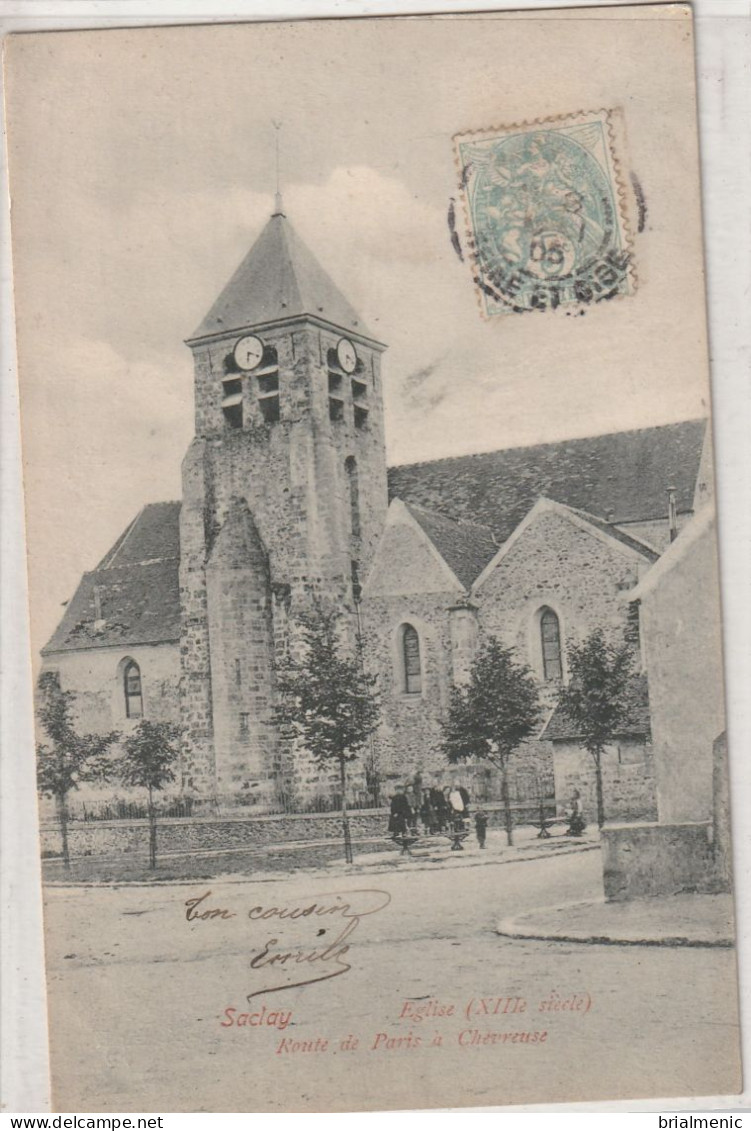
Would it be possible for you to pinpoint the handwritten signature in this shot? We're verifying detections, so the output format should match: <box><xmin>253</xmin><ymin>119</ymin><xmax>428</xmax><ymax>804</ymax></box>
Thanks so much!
<box><xmin>184</xmin><ymin>888</ymin><xmax>391</xmax><ymax>1002</ymax></box>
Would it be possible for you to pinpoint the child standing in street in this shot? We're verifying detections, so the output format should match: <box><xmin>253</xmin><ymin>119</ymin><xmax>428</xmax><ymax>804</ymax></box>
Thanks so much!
<box><xmin>474</xmin><ymin>807</ymin><xmax>489</xmax><ymax>849</ymax></box>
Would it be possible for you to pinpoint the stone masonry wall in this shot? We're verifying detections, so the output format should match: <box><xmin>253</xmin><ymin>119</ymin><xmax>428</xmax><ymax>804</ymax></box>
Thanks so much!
<box><xmin>361</xmin><ymin>590</ymin><xmax>456</xmax><ymax>783</ymax></box>
<box><xmin>362</xmin><ymin>506</ymin><xmax>655</xmax><ymax>807</ymax></box>
<box><xmin>552</xmin><ymin>740</ymin><xmax>657</xmax><ymax>823</ymax></box>
<box><xmin>474</xmin><ymin>508</ymin><xmax>648</xmax><ymax>681</ymax></box>
<box><xmin>472</xmin><ymin>512</ymin><xmax>653</xmax><ymax>808</ymax></box>
<box><xmin>178</xmin><ymin>437</ymin><xmax>217</xmax><ymax>795</ymax></box>
<box><xmin>601</xmin><ymin>822</ymin><xmax>716</xmax><ymax>901</ymax></box>
<box><xmin>40</xmin><ymin>810</ymin><xmax>390</xmax><ymax>858</ymax></box>
<box><xmin>180</xmin><ymin>319</ymin><xmax>389</xmax><ymax>805</ymax></box>
<box><xmin>206</xmin><ymin>502</ymin><xmax>278</xmax><ymax>800</ymax></box>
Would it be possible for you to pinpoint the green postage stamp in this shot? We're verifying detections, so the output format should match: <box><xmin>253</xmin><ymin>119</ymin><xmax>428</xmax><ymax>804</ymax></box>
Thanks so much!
<box><xmin>453</xmin><ymin>110</ymin><xmax>634</xmax><ymax>317</ymax></box>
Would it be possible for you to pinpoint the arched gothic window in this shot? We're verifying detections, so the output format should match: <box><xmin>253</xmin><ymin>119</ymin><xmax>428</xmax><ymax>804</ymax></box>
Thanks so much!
<box><xmin>123</xmin><ymin>660</ymin><xmax>143</xmax><ymax>718</ymax></box>
<box><xmin>401</xmin><ymin>623</ymin><xmax>422</xmax><ymax>695</ymax></box>
<box><xmin>345</xmin><ymin>456</ymin><xmax>360</xmax><ymax>538</ymax></box>
<box><xmin>540</xmin><ymin>608</ymin><xmax>563</xmax><ymax>682</ymax></box>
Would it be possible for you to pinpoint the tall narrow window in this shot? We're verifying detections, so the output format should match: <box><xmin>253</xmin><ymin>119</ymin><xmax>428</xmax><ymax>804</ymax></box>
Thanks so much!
<box><xmin>327</xmin><ymin>349</ymin><xmax>345</xmax><ymax>422</ymax></box>
<box><xmin>540</xmin><ymin>608</ymin><xmax>563</xmax><ymax>681</ymax></box>
<box><xmin>345</xmin><ymin>456</ymin><xmax>360</xmax><ymax>538</ymax></box>
<box><xmin>256</xmin><ymin>345</ymin><xmax>280</xmax><ymax>424</ymax></box>
<box><xmin>123</xmin><ymin>660</ymin><xmax>143</xmax><ymax>718</ymax></box>
<box><xmin>402</xmin><ymin>624</ymin><xmax>422</xmax><ymax>695</ymax></box>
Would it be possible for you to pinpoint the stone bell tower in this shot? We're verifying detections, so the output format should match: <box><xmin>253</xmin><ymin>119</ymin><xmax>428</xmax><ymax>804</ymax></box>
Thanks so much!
<box><xmin>178</xmin><ymin>197</ymin><xmax>388</xmax><ymax>805</ymax></box>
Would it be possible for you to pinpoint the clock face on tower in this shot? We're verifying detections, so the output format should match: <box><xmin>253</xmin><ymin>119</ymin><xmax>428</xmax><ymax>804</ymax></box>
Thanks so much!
<box><xmin>336</xmin><ymin>337</ymin><xmax>357</xmax><ymax>374</ymax></box>
<box><xmin>233</xmin><ymin>334</ymin><xmax>264</xmax><ymax>371</ymax></box>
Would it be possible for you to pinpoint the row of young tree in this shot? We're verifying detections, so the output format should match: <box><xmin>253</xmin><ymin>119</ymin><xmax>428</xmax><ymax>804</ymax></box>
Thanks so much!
<box><xmin>36</xmin><ymin>611</ymin><xmax>637</xmax><ymax>869</ymax></box>
<box><xmin>36</xmin><ymin>671</ymin><xmax>182</xmax><ymax>870</ymax></box>
<box><xmin>276</xmin><ymin>611</ymin><xmax>638</xmax><ymax>855</ymax></box>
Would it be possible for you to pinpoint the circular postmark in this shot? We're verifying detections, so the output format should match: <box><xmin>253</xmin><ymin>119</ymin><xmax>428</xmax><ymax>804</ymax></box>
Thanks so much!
<box><xmin>456</xmin><ymin>120</ymin><xmax>633</xmax><ymax>315</ymax></box>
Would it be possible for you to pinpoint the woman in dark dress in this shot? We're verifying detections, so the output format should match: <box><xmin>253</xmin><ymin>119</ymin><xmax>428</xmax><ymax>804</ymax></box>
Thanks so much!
<box><xmin>388</xmin><ymin>785</ymin><xmax>413</xmax><ymax>838</ymax></box>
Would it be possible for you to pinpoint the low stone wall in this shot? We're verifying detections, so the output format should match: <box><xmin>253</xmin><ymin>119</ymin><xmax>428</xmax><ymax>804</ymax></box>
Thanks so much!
<box><xmin>40</xmin><ymin>801</ymin><xmax>549</xmax><ymax>859</ymax></box>
<box><xmin>601</xmin><ymin>821</ymin><xmax>718</xmax><ymax>902</ymax></box>
<box><xmin>41</xmin><ymin>809</ymin><xmax>390</xmax><ymax>859</ymax></box>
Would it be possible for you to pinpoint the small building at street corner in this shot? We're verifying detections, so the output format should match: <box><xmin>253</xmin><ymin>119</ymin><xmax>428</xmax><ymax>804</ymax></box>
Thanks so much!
<box><xmin>600</xmin><ymin>505</ymin><xmax>731</xmax><ymax>900</ymax></box>
<box><xmin>40</xmin><ymin>203</ymin><xmax>719</xmax><ymax>822</ymax></box>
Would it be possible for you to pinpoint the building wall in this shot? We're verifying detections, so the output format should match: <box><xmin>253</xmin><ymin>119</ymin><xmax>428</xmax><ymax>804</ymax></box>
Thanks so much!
<box><xmin>615</xmin><ymin>514</ymin><xmax>691</xmax><ymax>555</ymax></box>
<box><xmin>360</xmin><ymin>507</ymin><xmax>475</xmax><ymax>785</ymax></box>
<box><xmin>41</xmin><ymin>641</ymin><xmax>180</xmax><ymax>735</ymax></box>
<box><xmin>362</xmin><ymin>591</ymin><xmax>457</xmax><ymax>783</ymax></box>
<box><xmin>637</xmin><ymin>513</ymin><xmax>725</xmax><ymax>823</ymax></box>
<box><xmin>205</xmin><ymin>503</ymin><xmax>278</xmax><ymax>801</ymax></box>
<box><xmin>179</xmin><ymin>318</ymin><xmax>389</xmax><ymax>802</ymax></box>
<box><xmin>601</xmin><ymin>821</ymin><xmax>716</xmax><ymax>901</ymax></box>
<box><xmin>551</xmin><ymin>739</ymin><xmax>657</xmax><ymax>823</ymax></box>
<box><xmin>188</xmin><ymin>322</ymin><xmax>388</xmax><ymax>588</ymax></box>
<box><xmin>474</xmin><ymin>509</ymin><xmax>647</xmax><ymax>687</ymax></box>
<box><xmin>363</xmin><ymin>505</ymin><xmax>656</xmax><ymax>806</ymax></box>
<box><xmin>38</xmin><ymin>641</ymin><xmax>181</xmax><ymax>816</ymax></box>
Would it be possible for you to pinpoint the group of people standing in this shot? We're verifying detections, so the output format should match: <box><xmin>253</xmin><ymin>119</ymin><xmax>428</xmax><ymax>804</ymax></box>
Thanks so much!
<box><xmin>388</xmin><ymin>780</ymin><xmax>490</xmax><ymax>847</ymax></box>
<box><xmin>387</xmin><ymin>779</ymin><xmax>587</xmax><ymax>847</ymax></box>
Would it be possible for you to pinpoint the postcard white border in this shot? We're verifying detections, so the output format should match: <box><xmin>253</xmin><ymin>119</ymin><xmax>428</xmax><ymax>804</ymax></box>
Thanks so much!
<box><xmin>1</xmin><ymin>0</ymin><xmax>749</xmax><ymax>1117</ymax></box>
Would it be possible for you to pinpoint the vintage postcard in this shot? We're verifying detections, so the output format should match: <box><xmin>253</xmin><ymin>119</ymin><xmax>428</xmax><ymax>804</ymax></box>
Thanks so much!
<box><xmin>4</xmin><ymin>4</ymin><xmax>742</xmax><ymax>1113</ymax></box>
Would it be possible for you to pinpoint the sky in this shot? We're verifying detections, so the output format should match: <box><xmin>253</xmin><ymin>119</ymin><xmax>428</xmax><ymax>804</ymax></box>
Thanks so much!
<box><xmin>4</xmin><ymin>10</ymin><xmax>711</xmax><ymax>659</ymax></box>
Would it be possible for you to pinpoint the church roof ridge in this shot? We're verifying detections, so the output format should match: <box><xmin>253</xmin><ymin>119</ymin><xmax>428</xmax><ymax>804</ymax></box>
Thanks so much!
<box><xmin>389</xmin><ymin>417</ymin><xmax>708</xmax><ymax>475</ymax></box>
<box><xmin>388</xmin><ymin>418</ymin><xmax>708</xmax><ymax>544</ymax></box>
<box><xmin>96</xmin><ymin>501</ymin><xmax>182</xmax><ymax>570</ymax></box>
<box><xmin>188</xmin><ymin>210</ymin><xmax>378</xmax><ymax>344</ymax></box>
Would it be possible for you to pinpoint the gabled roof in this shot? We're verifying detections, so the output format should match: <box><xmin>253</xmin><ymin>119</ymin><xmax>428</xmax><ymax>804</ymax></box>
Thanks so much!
<box><xmin>472</xmin><ymin>497</ymin><xmax>658</xmax><ymax>593</ymax></box>
<box><xmin>388</xmin><ymin>419</ymin><xmax>707</xmax><ymax>543</ymax></box>
<box><xmin>404</xmin><ymin>502</ymin><xmax>498</xmax><ymax>589</ymax></box>
<box><xmin>565</xmin><ymin>504</ymin><xmax>660</xmax><ymax>562</ymax></box>
<box><xmin>541</xmin><ymin>674</ymin><xmax>651</xmax><ymax>742</ymax></box>
<box><xmin>188</xmin><ymin>210</ymin><xmax>378</xmax><ymax>344</ymax></box>
<box><xmin>362</xmin><ymin>498</ymin><xmax>466</xmax><ymax>596</ymax></box>
<box><xmin>629</xmin><ymin>505</ymin><xmax>716</xmax><ymax>603</ymax></box>
<box><xmin>43</xmin><ymin>503</ymin><xmax>181</xmax><ymax>655</ymax></box>
<box><xmin>96</xmin><ymin>500</ymin><xmax>180</xmax><ymax>568</ymax></box>
<box><xmin>43</xmin><ymin>420</ymin><xmax>707</xmax><ymax>656</ymax></box>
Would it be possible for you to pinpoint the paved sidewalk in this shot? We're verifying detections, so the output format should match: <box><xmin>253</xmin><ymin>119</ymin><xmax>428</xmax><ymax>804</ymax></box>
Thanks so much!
<box><xmin>497</xmin><ymin>891</ymin><xmax>735</xmax><ymax>947</ymax></box>
<box><xmin>336</xmin><ymin>823</ymin><xmax>600</xmax><ymax>876</ymax></box>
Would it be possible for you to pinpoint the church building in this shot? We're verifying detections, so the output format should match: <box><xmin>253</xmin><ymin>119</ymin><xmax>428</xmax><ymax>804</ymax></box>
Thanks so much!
<box><xmin>41</xmin><ymin>201</ymin><xmax>715</xmax><ymax>820</ymax></box>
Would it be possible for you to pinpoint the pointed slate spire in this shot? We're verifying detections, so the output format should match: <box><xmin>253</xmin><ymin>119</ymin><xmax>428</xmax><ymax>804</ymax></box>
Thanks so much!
<box><xmin>188</xmin><ymin>210</ymin><xmax>378</xmax><ymax>344</ymax></box>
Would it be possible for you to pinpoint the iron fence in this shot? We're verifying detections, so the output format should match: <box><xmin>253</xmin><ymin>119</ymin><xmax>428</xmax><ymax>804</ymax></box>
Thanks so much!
<box><xmin>62</xmin><ymin>769</ymin><xmax>555</xmax><ymax>822</ymax></box>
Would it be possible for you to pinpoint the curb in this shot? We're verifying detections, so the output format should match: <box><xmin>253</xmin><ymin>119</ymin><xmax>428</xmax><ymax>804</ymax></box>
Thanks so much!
<box><xmin>496</xmin><ymin>900</ymin><xmax>734</xmax><ymax>949</ymax></box>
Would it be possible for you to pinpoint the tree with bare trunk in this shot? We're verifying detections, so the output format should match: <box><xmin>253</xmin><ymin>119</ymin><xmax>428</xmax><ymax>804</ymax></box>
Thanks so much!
<box><xmin>441</xmin><ymin>638</ymin><xmax>541</xmax><ymax>846</ymax></box>
<box><xmin>117</xmin><ymin>719</ymin><xmax>183</xmax><ymax>869</ymax></box>
<box><xmin>276</xmin><ymin>609</ymin><xmax>381</xmax><ymax>864</ymax></box>
<box><xmin>556</xmin><ymin>629</ymin><xmax>636</xmax><ymax>829</ymax></box>
<box><xmin>35</xmin><ymin>672</ymin><xmax>119</xmax><ymax>870</ymax></box>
